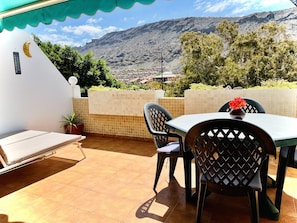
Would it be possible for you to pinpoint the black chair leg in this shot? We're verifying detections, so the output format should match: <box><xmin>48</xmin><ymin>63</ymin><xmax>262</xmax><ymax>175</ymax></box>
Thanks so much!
<box><xmin>195</xmin><ymin>181</ymin><xmax>207</xmax><ymax>223</ymax></box>
<box><xmin>248</xmin><ymin>190</ymin><xmax>259</xmax><ymax>223</ymax></box>
<box><xmin>169</xmin><ymin>156</ymin><xmax>178</xmax><ymax>178</ymax></box>
<box><xmin>275</xmin><ymin>147</ymin><xmax>289</xmax><ymax>211</ymax></box>
<box><xmin>153</xmin><ymin>154</ymin><xmax>166</xmax><ymax>191</ymax></box>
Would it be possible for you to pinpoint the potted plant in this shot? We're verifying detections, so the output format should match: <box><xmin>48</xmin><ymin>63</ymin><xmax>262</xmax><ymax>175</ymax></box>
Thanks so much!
<box><xmin>63</xmin><ymin>112</ymin><xmax>84</xmax><ymax>135</ymax></box>
<box><xmin>228</xmin><ymin>97</ymin><xmax>247</xmax><ymax>120</ymax></box>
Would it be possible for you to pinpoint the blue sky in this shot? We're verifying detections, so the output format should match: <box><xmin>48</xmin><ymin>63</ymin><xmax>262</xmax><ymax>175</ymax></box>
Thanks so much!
<box><xmin>24</xmin><ymin>0</ymin><xmax>295</xmax><ymax>47</ymax></box>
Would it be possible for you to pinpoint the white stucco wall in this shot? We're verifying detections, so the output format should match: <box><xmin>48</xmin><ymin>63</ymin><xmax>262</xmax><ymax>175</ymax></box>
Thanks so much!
<box><xmin>0</xmin><ymin>29</ymin><xmax>73</xmax><ymax>134</ymax></box>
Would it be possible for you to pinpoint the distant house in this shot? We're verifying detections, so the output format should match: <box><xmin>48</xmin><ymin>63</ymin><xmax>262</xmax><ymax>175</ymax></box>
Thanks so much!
<box><xmin>153</xmin><ymin>72</ymin><xmax>177</xmax><ymax>84</ymax></box>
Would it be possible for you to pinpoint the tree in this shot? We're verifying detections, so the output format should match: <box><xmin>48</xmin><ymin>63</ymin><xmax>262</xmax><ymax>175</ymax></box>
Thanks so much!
<box><xmin>179</xmin><ymin>32</ymin><xmax>224</xmax><ymax>86</ymax></box>
<box><xmin>33</xmin><ymin>35</ymin><xmax>119</xmax><ymax>95</ymax></box>
<box><xmin>172</xmin><ymin>21</ymin><xmax>297</xmax><ymax>96</ymax></box>
<box><xmin>216</xmin><ymin>20</ymin><xmax>238</xmax><ymax>46</ymax></box>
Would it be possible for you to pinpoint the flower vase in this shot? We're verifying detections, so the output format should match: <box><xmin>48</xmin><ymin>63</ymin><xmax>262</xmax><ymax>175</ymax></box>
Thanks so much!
<box><xmin>229</xmin><ymin>108</ymin><xmax>245</xmax><ymax>120</ymax></box>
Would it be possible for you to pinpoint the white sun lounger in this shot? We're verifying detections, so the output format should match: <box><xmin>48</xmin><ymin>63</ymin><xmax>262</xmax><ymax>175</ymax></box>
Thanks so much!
<box><xmin>0</xmin><ymin>130</ymin><xmax>86</xmax><ymax>174</ymax></box>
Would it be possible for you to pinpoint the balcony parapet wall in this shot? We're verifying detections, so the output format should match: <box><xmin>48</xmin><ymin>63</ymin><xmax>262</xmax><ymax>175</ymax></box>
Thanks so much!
<box><xmin>88</xmin><ymin>90</ymin><xmax>164</xmax><ymax>116</ymax></box>
<box><xmin>73</xmin><ymin>89</ymin><xmax>297</xmax><ymax>140</ymax></box>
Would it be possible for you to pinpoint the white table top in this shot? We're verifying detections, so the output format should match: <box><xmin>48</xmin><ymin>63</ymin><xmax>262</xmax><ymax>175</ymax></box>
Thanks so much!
<box><xmin>166</xmin><ymin>112</ymin><xmax>297</xmax><ymax>147</ymax></box>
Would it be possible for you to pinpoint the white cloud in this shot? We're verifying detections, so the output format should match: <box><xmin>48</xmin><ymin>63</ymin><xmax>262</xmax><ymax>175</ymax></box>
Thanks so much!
<box><xmin>194</xmin><ymin>0</ymin><xmax>232</xmax><ymax>13</ymax></box>
<box><xmin>205</xmin><ymin>2</ymin><xmax>229</xmax><ymax>13</ymax></box>
<box><xmin>37</xmin><ymin>33</ymin><xmax>81</xmax><ymax>47</ymax></box>
<box><xmin>231</xmin><ymin>6</ymin><xmax>250</xmax><ymax>15</ymax></box>
<box><xmin>62</xmin><ymin>25</ymin><xmax>103</xmax><ymax>36</ymax></box>
<box><xmin>260</xmin><ymin>0</ymin><xmax>285</xmax><ymax>7</ymax></box>
<box><xmin>61</xmin><ymin>24</ymin><xmax>119</xmax><ymax>37</ymax></box>
<box><xmin>45</xmin><ymin>24</ymin><xmax>119</xmax><ymax>46</ymax></box>
<box><xmin>194</xmin><ymin>0</ymin><xmax>293</xmax><ymax>16</ymax></box>
<box><xmin>28</xmin><ymin>18</ymin><xmax>122</xmax><ymax>47</ymax></box>
<box><xmin>104</xmin><ymin>26</ymin><xmax>118</xmax><ymax>33</ymax></box>
<box><xmin>137</xmin><ymin>20</ymin><xmax>146</xmax><ymax>25</ymax></box>
<box><xmin>230</xmin><ymin>0</ymin><xmax>253</xmax><ymax>15</ymax></box>
<box><xmin>87</xmin><ymin>17</ymin><xmax>103</xmax><ymax>24</ymax></box>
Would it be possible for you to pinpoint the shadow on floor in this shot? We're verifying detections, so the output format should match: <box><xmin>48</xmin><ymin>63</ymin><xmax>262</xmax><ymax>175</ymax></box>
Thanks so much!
<box><xmin>0</xmin><ymin>157</ymin><xmax>77</xmax><ymax>198</ymax></box>
<box><xmin>135</xmin><ymin>178</ymin><xmax>187</xmax><ymax>222</ymax></box>
<box><xmin>82</xmin><ymin>135</ymin><xmax>156</xmax><ymax>157</ymax></box>
<box><xmin>0</xmin><ymin>213</ymin><xmax>24</xmax><ymax>223</ymax></box>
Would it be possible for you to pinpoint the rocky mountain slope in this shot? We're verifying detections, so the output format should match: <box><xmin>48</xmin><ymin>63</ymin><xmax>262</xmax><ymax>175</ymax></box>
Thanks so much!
<box><xmin>76</xmin><ymin>7</ymin><xmax>297</xmax><ymax>81</ymax></box>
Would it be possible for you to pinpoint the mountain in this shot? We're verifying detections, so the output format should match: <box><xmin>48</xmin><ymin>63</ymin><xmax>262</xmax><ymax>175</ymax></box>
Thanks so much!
<box><xmin>76</xmin><ymin>7</ymin><xmax>297</xmax><ymax>82</ymax></box>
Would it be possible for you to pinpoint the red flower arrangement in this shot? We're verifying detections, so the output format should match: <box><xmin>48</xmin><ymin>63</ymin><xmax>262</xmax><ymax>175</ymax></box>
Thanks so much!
<box><xmin>229</xmin><ymin>97</ymin><xmax>247</xmax><ymax>110</ymax></box>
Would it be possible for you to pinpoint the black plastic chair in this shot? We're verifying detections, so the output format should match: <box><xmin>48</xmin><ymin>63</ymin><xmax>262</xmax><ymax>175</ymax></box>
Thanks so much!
<box><xmin>218</xmin><ymin>98</ymin><xmax>265</xmax><ymax>113</ymax></box>
<box><xmin>185</xmin><ymin>119</ymin><xmax>276</xmax><ymax>223</ymax></box>
<box><xmin>143</xmin><ymin>102</ymin><xmax>183</xmax><ymax>191</ymax></box>
<box><xmin>275</xmin><ymin>146</ymin><xmax>297</xmax><ymax>212</ymax></box>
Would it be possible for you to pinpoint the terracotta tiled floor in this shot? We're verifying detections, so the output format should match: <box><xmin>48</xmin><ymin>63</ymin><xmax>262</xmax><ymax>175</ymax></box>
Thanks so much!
<box><xmin>0</xmin><ymin>135</ymin><xmax>296</xmax><ymax>223</ymax></box>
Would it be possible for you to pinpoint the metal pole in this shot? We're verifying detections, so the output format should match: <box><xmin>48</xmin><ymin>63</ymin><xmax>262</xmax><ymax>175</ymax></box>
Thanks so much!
<box><xmin>160</xmin><ymin>52</ymin><xmax>163</xmax><ymax>90</ymax></box>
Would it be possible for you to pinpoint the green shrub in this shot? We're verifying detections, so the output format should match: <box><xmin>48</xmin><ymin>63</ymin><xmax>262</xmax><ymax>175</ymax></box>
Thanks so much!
<box><xmin>88</xmin><ymin>86</ymin><xmax>120</xmax><ymax>91</ymax></box>
<box><xmin>190</xmin><ymin>83</ymin><xmax>224</xmax><ymax>90</ymax></box>
<box><xmin>253</xmin><ymin>79</ymin><xmax>297</xmax><ymax>89</ymax></box>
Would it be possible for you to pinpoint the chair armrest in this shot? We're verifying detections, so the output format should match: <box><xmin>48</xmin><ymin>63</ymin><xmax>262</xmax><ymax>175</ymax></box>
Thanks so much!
<box><xmin>168</xmin><ymin>132</ymin><xmax>183</xmax><ymax>151</ymax></box>
<box><xmin>151</xmin><ymin>130</ymin><xmax>183</xmax><ymax>152</ymax></box>
<box><xmin>168</xmin><ymin>132</ymin><xmax>182</xmax><ymax>139</ymax></box>
<box><xmin>150</xmin><ymin>130</ymin><xmax>168</xmax><ymax>137</ymax></box>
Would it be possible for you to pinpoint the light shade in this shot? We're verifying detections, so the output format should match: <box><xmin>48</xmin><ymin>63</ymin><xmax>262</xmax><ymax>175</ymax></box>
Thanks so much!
<box><xmin>0</xmin><ymin>0</ymin><xmax>156</xmax><ymax>32</ymax></box>
<box><xmin>68</xmin><ymin>76</ymin><xmax>78</xmax><ymax>86</ymax></box>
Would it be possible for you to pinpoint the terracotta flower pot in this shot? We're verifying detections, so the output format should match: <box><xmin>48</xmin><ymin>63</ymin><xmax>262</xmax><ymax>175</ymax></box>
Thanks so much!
<box><xmin>64</xmin><ymin>123</ymin><xmax>84</xmax><ymax>135</ymax></box>
<box><xmin>229</xmin><ymin>108</ymin><xmax>245</xmax><ymax>120</ymax></box>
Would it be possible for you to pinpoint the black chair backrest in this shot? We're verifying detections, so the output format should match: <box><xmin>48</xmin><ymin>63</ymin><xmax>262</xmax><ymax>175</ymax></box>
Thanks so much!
<box><xmin>143</xmin><ymin>102</ymin><xmax>172</xmax><ymax>148</ymax></box>
<box><xmin>218</xmin><ymin>98</ymin><xmax>265</xmax><ymax>113</ymax></box>
<box><xmin>185</xmin><ymin>119</ymin><xmax>276</xmax><ymax>195</ymax></box>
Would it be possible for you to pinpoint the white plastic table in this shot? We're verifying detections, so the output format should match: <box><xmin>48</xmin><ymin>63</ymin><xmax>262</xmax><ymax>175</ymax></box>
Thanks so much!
<box><xmin>166</xmin><ymin>112</ymin><xmax>297</xmax><ymax>220</ymax></box>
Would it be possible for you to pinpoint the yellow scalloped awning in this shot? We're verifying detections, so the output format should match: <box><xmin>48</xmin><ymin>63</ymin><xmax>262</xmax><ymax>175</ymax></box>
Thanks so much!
<box><xmin>0</xmin><ymin>0</ymin><xmax>156</xmax><ymax>32</ymax></box>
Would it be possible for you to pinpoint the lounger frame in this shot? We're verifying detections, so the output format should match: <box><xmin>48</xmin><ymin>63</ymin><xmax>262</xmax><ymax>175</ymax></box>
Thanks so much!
<box><xmin>0</xmin><ymin>130</ymin><xmax>86</xmax><ymax>174</ymax></box>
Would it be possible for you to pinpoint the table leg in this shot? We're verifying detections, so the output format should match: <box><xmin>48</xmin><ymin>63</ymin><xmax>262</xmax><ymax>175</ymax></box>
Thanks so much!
<box><xmin>183</xmin><ymin>150</ymin><xmax>194</xmax><ymax>202</ymax></box>
<box><xmin>259</xmin><ymin>156</ymin><xmax>279</xmax><ymax>221</ymax></box>
<box><xmin>275</xmin><ymin>146</ymin><xmax>295</xmax><ymax>212</ymax></box>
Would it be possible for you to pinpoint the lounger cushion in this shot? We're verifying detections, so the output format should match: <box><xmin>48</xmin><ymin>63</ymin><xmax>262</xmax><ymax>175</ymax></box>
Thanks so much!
<box><xmin>0</xmin><ymin>130</ymin><xmax>82</xmax><ymax>165</ymax></box>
